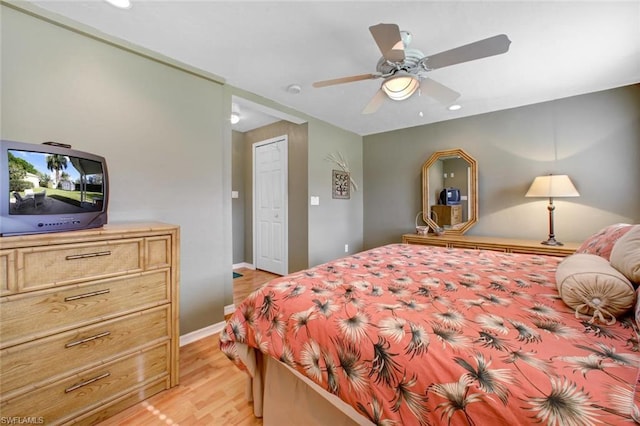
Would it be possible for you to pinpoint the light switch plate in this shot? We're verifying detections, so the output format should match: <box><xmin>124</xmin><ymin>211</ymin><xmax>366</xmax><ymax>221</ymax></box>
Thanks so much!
<box><xmin>310</xmin><ymin>196</ymin><xmax>320</xmax><ymax>206</ymax></box>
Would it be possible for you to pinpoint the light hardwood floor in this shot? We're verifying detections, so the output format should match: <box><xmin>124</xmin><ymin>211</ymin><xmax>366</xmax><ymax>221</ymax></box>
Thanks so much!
<box><xmin>98</xmin><ymin>268</ymin><xmax>278</xmax><ymax>425</ymax></box>
<box><xmin>231</xmin><ymin>268</ymin><xmax>280</xmax><ymax>307</ymax></box>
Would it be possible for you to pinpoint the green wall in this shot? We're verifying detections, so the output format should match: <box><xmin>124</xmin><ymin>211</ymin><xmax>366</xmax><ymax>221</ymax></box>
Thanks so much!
<box><xmin>231</xmin><ymin>130</ymin><xmax>246</xmax><ymax>266</ymax></box>
<box><xmin>1</xmin><ymin>4</ymin><xmax>365</xmax><ymax>332</ymax></box>
<box><xmin>1</xmin><ymin>4</ymin><xmax>231</xmax><ymax>334</ymax></box>
<box><xmin>308</xmin><ymin>120</ymin><xmax>364</xmax><ymax>267</ymax></box>
<box><xmin>363</xmin><ymin>84</ymin><xmax>640</xmax><ymax>248</ymax></box>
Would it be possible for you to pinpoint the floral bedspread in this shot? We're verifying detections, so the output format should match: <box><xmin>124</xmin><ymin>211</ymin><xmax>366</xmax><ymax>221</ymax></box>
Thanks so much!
<box><xmin>220</xmin><ymin>244</ymin><xmax>640</xmax><ymax>425</ymax></box>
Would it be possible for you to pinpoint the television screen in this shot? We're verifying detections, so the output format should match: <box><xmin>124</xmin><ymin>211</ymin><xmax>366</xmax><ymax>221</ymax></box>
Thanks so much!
<box><xmin>9</xmin><ymin>149</ymin><xmax>105</xmax><ymax>215</ymax></box>
<box><xmin>439</xmin><ymin>187</ymin><xmax>461</xmax><ymax>205</ymax></box>
<box><xmin>1</xmin><ymin>140</ymin><xmax>108</xmax><ymax>236</ymax></box>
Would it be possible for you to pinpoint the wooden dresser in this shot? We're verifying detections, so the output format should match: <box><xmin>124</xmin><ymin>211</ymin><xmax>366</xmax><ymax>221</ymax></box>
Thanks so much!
<box><xmin>0</xmin><ymin>222</ymin><xmax>180</xmax><ymax>424</ymax></box>
<box><xmin>402</xmin><ymin>233</ymin><xmax>580</xmax><ymax>257</ymax></box>
<box><xmin>431</xmin><ymin>204</ymin><xmax>462</xmax><ymax>227</ymax></box>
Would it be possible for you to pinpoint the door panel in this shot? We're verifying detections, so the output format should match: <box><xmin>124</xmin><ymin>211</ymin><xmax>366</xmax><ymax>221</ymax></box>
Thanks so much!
<box><xmin>254</xmin><ymin>137</ymin><xmax>287</xmax><ymax>275</ymax></box>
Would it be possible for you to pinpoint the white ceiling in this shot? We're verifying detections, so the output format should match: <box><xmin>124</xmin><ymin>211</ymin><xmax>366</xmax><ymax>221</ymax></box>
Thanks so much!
<box><xmin>27</xmin><ymin>1</ymin><xmax>640</xmax><ymax>136</ymax></box>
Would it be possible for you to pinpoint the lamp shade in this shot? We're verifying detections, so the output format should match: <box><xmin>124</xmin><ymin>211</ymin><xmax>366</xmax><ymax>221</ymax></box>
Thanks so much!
<box><xmin>382</xmin><ymin>72</ymin><xmax>420</xmax><ymax>101</ymax></box>
<box><xmin>525</xmin><ymin>174</ymin><xmax>579</xmax><ymax>198</ymax></box>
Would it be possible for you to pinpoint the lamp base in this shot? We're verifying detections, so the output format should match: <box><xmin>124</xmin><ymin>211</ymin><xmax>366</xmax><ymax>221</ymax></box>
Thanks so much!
<box><xmin>541</xmin><ymin>238</ymin><xmax>564</xmax><ymax>246</ymax></box>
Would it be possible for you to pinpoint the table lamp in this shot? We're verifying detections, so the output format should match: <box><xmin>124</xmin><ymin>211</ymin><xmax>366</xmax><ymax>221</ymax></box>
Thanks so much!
<box><xmin>525</xmin><ymin>174</ymin><xmax>579</xmax><ymax>246</ymax></box>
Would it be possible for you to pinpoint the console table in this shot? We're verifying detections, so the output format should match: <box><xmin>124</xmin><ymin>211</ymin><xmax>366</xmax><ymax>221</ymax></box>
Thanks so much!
<box><xmin>402</xmin><ymin>233</ymin><xmax>580</xmax><ymax>257</ymax></box>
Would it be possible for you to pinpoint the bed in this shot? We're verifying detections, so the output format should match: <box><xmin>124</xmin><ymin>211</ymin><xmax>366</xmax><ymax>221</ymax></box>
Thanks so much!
<box><xmin>221</xmin><ymin>232</ymin><xmax>640</xmax><ymax>425</ymax></box>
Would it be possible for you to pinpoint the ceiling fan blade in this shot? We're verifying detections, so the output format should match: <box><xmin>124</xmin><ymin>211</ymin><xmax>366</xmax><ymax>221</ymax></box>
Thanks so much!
<box><xmin>312</xmin><ymin>73</ymin><xmax>380</xmax><ymax>88</ymax></box>
<box><xmin>369</xmin><ymin>23</ymin><xmax>405</xmax><ymax>63</ymax></box>
<box><xmin>362</xmin><ymin>89</ymin><xmax>386</xmax><ymax>114</ymax></box>
<box><xmin>420</xmin><ymin>78</ymin><xmax>461</xmax><ymax>105</ymax></box>
<box><xmin>422</xmin><ymin>34</ymin><xmax>511</xmax><ymax>70</ymax></box>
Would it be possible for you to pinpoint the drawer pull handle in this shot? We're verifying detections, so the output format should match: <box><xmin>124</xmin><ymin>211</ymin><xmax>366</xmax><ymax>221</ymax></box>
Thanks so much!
<box><xmin>65</xmin><ymin>250</ymin><xmax>111</xmax><ymax>260</ymax></box>
<box><xmin>65</xmin><ymin>331</ymin><xmax>111</xmax><ymax>348</ymax></box>
<box><xmin>65</xmin><ymin>372</ymin><xmax>110</xmax><ymax>393</ymax></box>
<box><xmin>64</xmin><ymin>289</ymin><xmax>110</xmax><ymax>302</ymax></box>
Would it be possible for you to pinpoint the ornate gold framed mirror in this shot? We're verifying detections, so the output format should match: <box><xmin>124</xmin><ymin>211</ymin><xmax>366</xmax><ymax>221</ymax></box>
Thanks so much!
<box><xmin>422</xmin><ymin>148</ymin><xmax>478</xmax><ymax>235</ymax></box>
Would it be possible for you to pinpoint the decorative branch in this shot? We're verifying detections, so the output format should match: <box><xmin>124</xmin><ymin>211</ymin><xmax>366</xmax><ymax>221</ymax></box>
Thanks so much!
<box><xmin>325</xmin><ymin>151</ymin><xmax>358</xmax><ymax>191</ymax></box>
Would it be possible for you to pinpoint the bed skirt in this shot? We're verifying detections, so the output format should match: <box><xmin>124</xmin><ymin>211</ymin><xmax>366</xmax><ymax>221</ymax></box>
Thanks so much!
<box><xmin>236</xmin><ymin>342</ymin><xmax>373</xmax><ymax>425</ymax></box>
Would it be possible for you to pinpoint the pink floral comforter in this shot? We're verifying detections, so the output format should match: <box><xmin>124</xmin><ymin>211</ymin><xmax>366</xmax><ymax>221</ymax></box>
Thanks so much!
<box><xmin>220</xmin><ymin>244</ymin><xmax>640</xmax><ymax>425</ymax></box>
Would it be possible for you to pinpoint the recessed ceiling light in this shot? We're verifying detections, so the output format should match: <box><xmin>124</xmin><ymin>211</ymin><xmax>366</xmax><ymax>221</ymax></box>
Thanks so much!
<box><xmin>230</xmin><ymin>113</ymin><xmax>240</xmax><ymax>124</ymax></box>
<box><xmin>448</xmin><ymin>104</ymin><xmax>462</xmax><ymax>111</ymax></box>
<box><xmin>287</xmin><ymin>84</ymin><xmax>302</xmax><ymax>94</ymax></box>
<box><xmin>105</xmin><ymin>0</ymin><xmax>131</xmax><ymax>9</ymax></box>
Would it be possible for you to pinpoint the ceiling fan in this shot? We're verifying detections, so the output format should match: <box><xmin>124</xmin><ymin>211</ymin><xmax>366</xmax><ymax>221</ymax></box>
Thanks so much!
<box><xmin>313</xmin><ymin>23</ymin><xmax>511</xmax><ymax>114</ymax></box>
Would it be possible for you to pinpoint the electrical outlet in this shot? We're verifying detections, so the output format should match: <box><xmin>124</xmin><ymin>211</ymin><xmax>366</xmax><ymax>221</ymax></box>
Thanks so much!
<box><xmin>344</xmin><ymin>244</ymin><xmax>349</xmax><ymax>253</ymax></box>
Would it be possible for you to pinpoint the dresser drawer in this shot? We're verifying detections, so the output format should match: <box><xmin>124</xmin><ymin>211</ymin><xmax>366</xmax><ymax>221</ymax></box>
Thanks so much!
<box><xmin>146</xmin><ymin>235</ymin><xmax>172</xmax><ymax>270</ymax></box>
<box><xmin>0</xmin><ymin>343</ymin><xmax>169</xmax><ymax>423</ymax></box>
<box><xmin>453</xmin><ymin>242</ymin><xmax>508</xmax><ymax>252</ymax></box>
<box><xmin>510</xmin><ymin>247</ymin><xmax>573</xmax><ymax>257</ymax></box>
<box><xmin>0</xmin><ymin>249</ymin><xmax>16</xmax><ymax>296</ymax></box>
<box><xmin>406</xmin><ymin>236</ymin><xmax>448</xmax><ymax>247</ymax></box>
<box><xmin>17</xmin><ymin>239</ymin><xmax>144</xmax><ymax>292</ymax></box>
<box><xmin>72</xmin><ymin>379</ymin><xmax>169</xmax><ymax>425</ymax></box>
<box><xmin>0</xmin><ymin>306</ymin><xmax>170</xmax><ymax>398</ymax></box>
<box><xmin>0</xmin><ymin>270</ymin><xmax>170</xmax><ymax>348</ymax></box>
<box><xmin>451</xmin><ymin>205</ymin><xmax>462</xmax><ymax>222</ymax></box>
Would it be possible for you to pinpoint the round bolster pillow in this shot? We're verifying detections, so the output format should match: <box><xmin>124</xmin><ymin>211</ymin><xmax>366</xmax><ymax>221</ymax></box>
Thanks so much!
<box><xmin>556</xmin><ymin>253</ymin><xmax>635</xmax><ymax>325</ymax></box>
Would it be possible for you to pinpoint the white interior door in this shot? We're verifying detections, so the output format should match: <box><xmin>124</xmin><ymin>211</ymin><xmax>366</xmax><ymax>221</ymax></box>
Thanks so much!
<box><xmin>253</xmin><ymin>136</ymin><xmax>288</xmax><ymax>275</ymax></box>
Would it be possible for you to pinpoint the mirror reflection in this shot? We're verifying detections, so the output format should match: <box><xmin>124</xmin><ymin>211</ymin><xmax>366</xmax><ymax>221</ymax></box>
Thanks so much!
<box><xmin>422</xmin><ymin>148</ymin><xmax>478</xmax><ymax>235</ymax></box>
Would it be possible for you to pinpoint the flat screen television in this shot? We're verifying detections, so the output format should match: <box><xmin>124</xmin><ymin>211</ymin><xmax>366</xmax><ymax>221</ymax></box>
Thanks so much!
<box><xmin>0</xmin><ymin>140</ymin><xmax>108</xmax><ymax>236</ymax></box>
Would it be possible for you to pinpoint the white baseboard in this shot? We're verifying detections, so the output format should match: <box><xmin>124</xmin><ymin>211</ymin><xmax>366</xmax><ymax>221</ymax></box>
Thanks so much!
<box><xmin>179</xmin><ymin>303</ymin><xmax>237</xmax><ymax>347</ymax></box>
<box><xmin>233</xmin><ymin>262</ymin><xmax>254</xmax><ymax>270</ymax></box>
<box><xmin>224</xmin><ymin>303</ymin><xmax>236</xmax><ymax>316</ymax></box>
<box><xmin>179</xmin><ymin>321</ymin><xmax>225</xmax><ymax>347</ymax></box>
<box><xmin>180</xmin><ymin>266</ymin><xmax>250</xmax><ymax>347</ymax></box>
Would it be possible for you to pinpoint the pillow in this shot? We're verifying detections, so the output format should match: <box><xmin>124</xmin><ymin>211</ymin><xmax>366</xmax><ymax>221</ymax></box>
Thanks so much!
<box><xmin>575</xmin><ymin>223</ymin><xmax>633</xmax><ymax>261</ymax></box>
<box><xmin>556</xmin><ymin>253</ymin><xmax>635</xmax><ymax>325</ymax></box>
<box><xmin>610</xmin><ymin>225</ymin><xmax>640</xmax><ymax>284</ymax></box>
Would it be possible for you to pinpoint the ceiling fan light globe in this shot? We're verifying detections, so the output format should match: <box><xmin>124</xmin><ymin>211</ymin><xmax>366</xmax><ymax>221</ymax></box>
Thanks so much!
<box><xmin>382</xmin><ymin>74</ymin><xmax>420</xmax><ymax>101</ymax></box>
<box><xmin>400</xmin><ymin>31</ymin><xmax>412</xmax><ymax>48</ymax></box>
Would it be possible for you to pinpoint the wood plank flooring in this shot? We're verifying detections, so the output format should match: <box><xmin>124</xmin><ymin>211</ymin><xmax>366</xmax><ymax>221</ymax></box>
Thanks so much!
<box><xmin>98</xmin><ymin>268</ymin><xmax>278</xmax><ymax>426</ymax></box>
<box><xmin>232</xmin><ymin>268</ymin><xmax>280</xmax><ymax>307</ymax></box>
